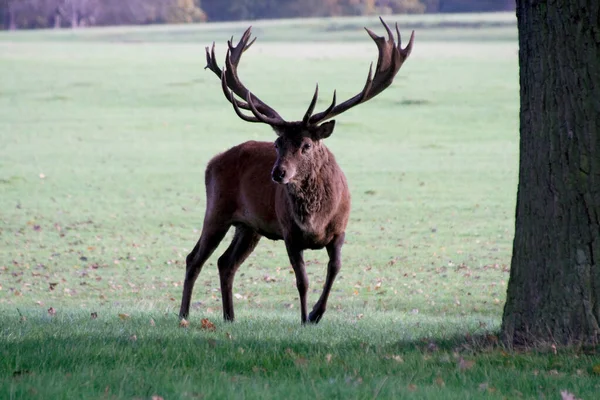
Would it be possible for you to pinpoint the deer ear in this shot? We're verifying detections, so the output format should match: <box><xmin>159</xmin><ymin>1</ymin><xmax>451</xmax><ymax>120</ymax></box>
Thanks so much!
<box><xmin>314</xmin><ymin>120</ymin><xmax>336</xmax><ymax>140</ymax></box>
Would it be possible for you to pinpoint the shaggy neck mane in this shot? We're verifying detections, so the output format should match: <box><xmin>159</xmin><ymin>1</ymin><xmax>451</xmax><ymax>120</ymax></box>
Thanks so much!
<box><xmin>285</xmin><ymin>146</ymin><xmax>333</xmax><ymax>223</ymax></box>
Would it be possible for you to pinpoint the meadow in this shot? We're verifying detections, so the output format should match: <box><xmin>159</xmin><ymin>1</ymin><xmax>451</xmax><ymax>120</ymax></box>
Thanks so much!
<box><xmin>1</xmin><ymin>12</ymin><xmax>598</xmax><ymax>399</ymax></box>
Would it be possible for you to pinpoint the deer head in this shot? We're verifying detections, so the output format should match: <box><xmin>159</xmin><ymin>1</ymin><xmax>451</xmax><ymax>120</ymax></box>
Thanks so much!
<box><xmin>204</xmin><ymin>17</ymin><xmax>415</xmax><ymax>185</ymax></box>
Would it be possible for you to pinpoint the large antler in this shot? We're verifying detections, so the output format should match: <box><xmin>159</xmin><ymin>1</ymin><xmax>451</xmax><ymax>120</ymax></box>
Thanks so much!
<box><xmin>205</xmin><ymin>27</ymin><xmax>288</xmax><ymax>126</ymax></box>
<box><xmin>205</xmin><ymin>18</ymin><xmax>414</xmax><ymax>129</ymax></box>
<box><xmin>307</xmin><ymin>17</ymin><xmax>415</xmax><ymax>125</ymax></box>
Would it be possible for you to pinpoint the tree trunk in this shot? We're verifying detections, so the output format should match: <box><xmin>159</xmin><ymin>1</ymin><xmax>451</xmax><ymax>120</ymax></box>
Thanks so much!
<box><xmin>71</xmin><ymin>0</ymin><xmax>79</xmax><ymax>28</ymax></box>
<box><xmin>502</xmin><ymin>0</ymin><xmax>600</xmax><ymax>346</ymax></box>
<box><xmin>54</xmin><ymin>10</ymin><xmax>62</xmax><ymax>29</ymax></box>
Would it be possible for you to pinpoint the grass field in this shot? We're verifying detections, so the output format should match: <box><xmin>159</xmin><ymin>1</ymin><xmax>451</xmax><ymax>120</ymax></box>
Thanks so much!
<box><xmin>1</xmin><ymin>12</ymin><xmax>598</xmax><ymax>399</ymax></box>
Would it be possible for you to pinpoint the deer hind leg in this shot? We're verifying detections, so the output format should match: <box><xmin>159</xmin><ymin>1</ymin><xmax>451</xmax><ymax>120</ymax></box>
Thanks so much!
<box><xmin>179</xmin><ymin>223</ymin><xmax>229</xmax><ymax>319</ymax></box>
<box><xmin>309</xmin><ymin>233</ymin><xmax>345</xmax><ymax>324</ymax></box>
<box><xmin>285</xmin><ymin>242</ymin><xmax>309</xmax><ymax>324</ymax></box>
<box><xmin>217</xmin><ymin>225</ymin><xmax>261</xmax><ymax>321</ymax></box>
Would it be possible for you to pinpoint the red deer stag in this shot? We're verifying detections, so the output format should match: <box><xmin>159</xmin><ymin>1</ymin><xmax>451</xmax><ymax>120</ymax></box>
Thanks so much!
<box><xmin>179</xmin><ymin>17</ymin><xmax>414</xmax><ymax>324</ymax></box>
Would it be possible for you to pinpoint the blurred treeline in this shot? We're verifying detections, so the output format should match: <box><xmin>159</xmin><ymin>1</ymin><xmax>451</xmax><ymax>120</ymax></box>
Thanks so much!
<box><xmin>1</xmin><ymin>0</ymin><xmax>514</xmax><ymax>30</ymax></box>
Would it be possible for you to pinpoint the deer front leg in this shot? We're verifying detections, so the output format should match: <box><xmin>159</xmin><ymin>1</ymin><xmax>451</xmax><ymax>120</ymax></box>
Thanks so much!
<box><xmin>309</xmin><ymin>233</ymin><xmax>344</xmax><ymax>323</ymax></box>
<box><xmin>285</xmin><ymin>242</ymin><xmax>309</xmax><ymax>324</ymax></box>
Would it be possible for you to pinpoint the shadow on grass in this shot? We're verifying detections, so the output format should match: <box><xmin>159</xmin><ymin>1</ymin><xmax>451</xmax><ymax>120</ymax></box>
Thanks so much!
<box><xmin>2</xmin><ymin>312</ymin><xmax>599</xmax><ymax>399</ymax></box>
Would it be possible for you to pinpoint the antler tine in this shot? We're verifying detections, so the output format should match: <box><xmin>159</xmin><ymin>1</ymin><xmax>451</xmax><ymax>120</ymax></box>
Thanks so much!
<box><xmin>245</xmin><ymin>37</ymin><xmax>257</xmax><ymax>51</ymax></box>
<box><xmin>246</xmin><ymin>93</ymin><xmax>288</xmax><ymax>127</ymax></box>
<box><xmin>360</xmin><ymin>63</ymin><xmax>374</xmax><ymax>101</ymax></box>
<box><xmin>403</xmin><ymin>30</ymin><xmax>415</xmax><ymax>58</ymax></box>
<box><xmin>379</xmin><ymin>16</ymin><xmax>394</xmax><ymax>42</ymax></box>
<box><xmin>302</xmin><ymin>84</ymin><xmax>319</xmax><ymax>124</ymax></box>
<box><xmin>220</xmin><ymin>65</ymin><xmax>251</xmax><ymax>110</ymax></box>
<box><xmin>308</xmin><ymin>17</ymin><xmax>414</xmax><ymax>125</ymax></box>
<box><xmin>322</xmin><ymin>90</ymin><xmax>337</xmax><ymax>116</ymax></box>
<box><xmin>205</xmin><ymin>43</ymin><xmax>222</xmax><ymax>78</ymax></box>
<box><xmin>229</xmin><ymin>90</ymin><xmax>262</xmax><ymax>123</ymax></box>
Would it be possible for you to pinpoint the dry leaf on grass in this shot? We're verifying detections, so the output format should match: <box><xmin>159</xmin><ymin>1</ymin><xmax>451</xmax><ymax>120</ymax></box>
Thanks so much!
<box><xmin>294</xmin><ymin>357</ymin><xmax>308</xmax><ymax>367</ymax></box>
<box><xmin>90</xmin><ymin>312</ymin><xmax>98</xmax><ymax>319</ymax></box>
<box><xmin>201</xmin><ymin>318</ymin><xmax>216</xmax><ymax>331</ymax></box>
<box><xmin>47</xmin><ymin>307</ymin><xmax>56</xmax><ymax>316</ymax></box>
<box><xmin>118</xmin><ymin>313</ymin><xmax>130</xmax><ymax>320</ymax></box>
<box><xmin>560</xmin><ymin>390</ymin><xmax>581</xmax><ymax>400</ymax></box>
<box><xmin>179</xmin><ymin>319</ymin><xmax>190</xmax><ymax>328</ymax></box>
<box><xmin>150</xmin><ymin>318</ymin><xmax>156</xmax><ymax>327</ymax></box>
<box><xmin>458</xmin><ymin>357</ymin><xmax>476</xmax><ymax>371</ymax></box>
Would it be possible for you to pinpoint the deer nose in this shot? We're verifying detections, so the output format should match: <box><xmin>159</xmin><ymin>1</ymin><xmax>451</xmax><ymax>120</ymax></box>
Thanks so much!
<box><xmin>272</xmin><ymin>167</ymin><xmax>286</xmax><ymax>183</ymax></box>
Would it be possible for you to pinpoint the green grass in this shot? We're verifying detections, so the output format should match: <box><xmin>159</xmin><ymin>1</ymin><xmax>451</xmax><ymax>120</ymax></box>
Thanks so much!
<box><xmin>1</xmin><ymin>12</ymin><xmax>598</xmax><ymax>399</ymax></box>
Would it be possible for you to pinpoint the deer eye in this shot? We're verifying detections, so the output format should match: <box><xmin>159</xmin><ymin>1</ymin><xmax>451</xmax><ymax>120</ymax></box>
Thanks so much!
<box><xmin>302</xmin><ymin>143</ymin><xmax>311</xmax><ymax>153</ymax></box>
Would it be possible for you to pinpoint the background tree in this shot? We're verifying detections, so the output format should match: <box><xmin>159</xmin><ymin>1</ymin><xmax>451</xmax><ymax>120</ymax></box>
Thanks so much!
<box><xmin>502</xmin><ymin>0</ymin><xmax>600</xmax><ymax>345</ymax></box>
<box><xmin>0</xmin><ymin>0</ymin><xmax>206</xmax><ymax>29</ymax></box>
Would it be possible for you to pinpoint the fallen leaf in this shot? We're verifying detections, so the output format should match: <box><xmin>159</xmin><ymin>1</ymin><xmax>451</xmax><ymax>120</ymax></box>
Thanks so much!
<box><xmin>234</xmin><ymin>293</ymin><xmax>243</xmax><ymax>299</ymax></box>
<box><xmin>435</xmin><ymin>377</ymin><xmax>445</xmax><ymax>387</ymax></box>
<box><xmin>150</xmin><ymin>318</ymin><xmax>156</xmax><ymax>327</ymax></box>
<box><xmin>129</xmin><ymin>335</ymin><xmax>137</xmax><ymax>342</ymax></box>
<box><xmin>39</xmin><ymin>173</ymin><xmax>45</xmax><ymax>179</ymax></box>
<box><xmin>592</xmin><ymin>364</ymin><xmax>600</xmax><ymax>375</ymax></box>
<box><xmin>118</xmin><ymin>313</ymin><xmax>130</xmax><ymax>320</ymax></box>
<box><xmin>179</xmin><ymin>319</ymin><xmax>190</xmax><ymax>328</ymax></box>
<box><xmin>326</xmin><ymin>354</ymin><xmax>332</xmax><ymax>363</ymax></box>
<box><xmin>560</xmin><ymin>390</ymin><xmax>580</xmax><ymax>400</ymax></box>
<box><xmin>294</xmin><ymin>357</ymin><xmax>308</xmax><ymax>367</ymax></box>
<box><xmin>458</xmin><ymin>357</ymin><xmax>475</xmax><ymax>371</ymax></box>
<box><xmin>407</xmin><ymin>384</ymin><xmax>417</xmax><ymax>392</ymax></box>
<box><xmin>285</xmin><ymin>348</ymin><xmax>297</xmax><ymax>357</ymax></box>
<box><xmin>201</xmin><ymin>318</ymin><xmax>216</xmax><ymax>331</ymax></box>
<box><xmin>90</xmin><ymin>312</ymin><xmax>98</xmax><ymax>319</ymax></box>
<box><xmin>151</xmin><ymin>396</ymin><xmax>164</xmax><ymax>400</ymax></box>
<box><xmin>225</xmin><ymin>332</ymin><xmax>233</xmax><ymax>340</ymax></box>
<box><xmin>49</xmin><ymin>282</ymin><xmax>58</xmax><ymax>291</ymax></box>
<box><xmin>47</xmin><ymin>307</ymin><xmax>56</xmax><ymax>316</ymax></box>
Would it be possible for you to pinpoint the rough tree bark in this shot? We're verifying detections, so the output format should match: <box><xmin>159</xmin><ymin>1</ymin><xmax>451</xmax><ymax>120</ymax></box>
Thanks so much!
<box><xmin>502</xmin><ymin>0</ymin><xmax>600</xmax><ymax>345</ymax></box>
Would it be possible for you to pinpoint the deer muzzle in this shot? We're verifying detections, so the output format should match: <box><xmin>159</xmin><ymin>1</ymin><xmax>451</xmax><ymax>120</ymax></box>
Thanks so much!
<box><xmin>271</xmin><ymin>165</ymin><xmax>288</xmax><ymax>184</ymax></box>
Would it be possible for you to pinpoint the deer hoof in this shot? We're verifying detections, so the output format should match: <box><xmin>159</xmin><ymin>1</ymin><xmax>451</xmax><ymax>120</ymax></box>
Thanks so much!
<box><xmin>308</xmin><ymin>311</ymin><xmax>323</xmax><ymax>324</ymax></box>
